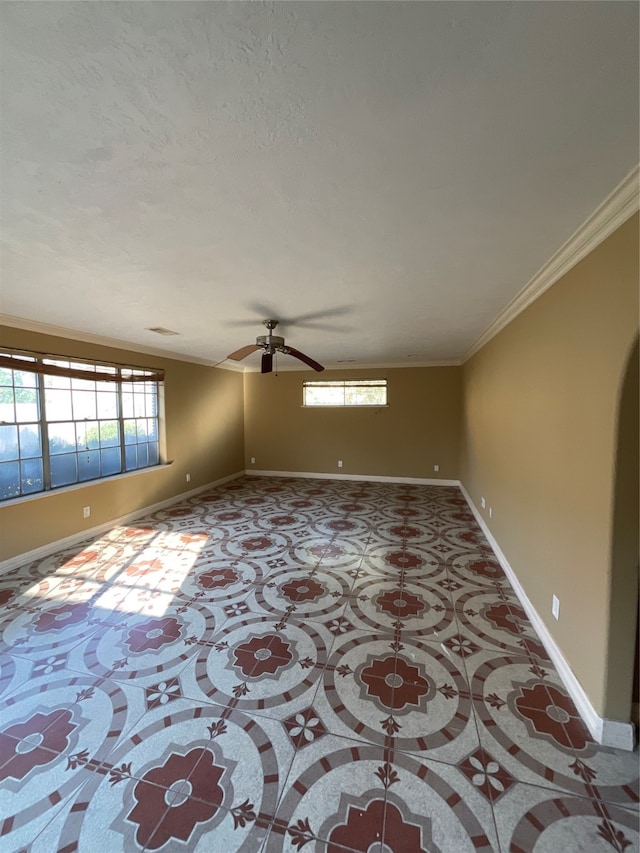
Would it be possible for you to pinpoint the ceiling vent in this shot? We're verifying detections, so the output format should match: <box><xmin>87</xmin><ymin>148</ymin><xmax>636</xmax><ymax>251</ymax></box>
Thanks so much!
<box><xmin>146</xmin><ymin>327</ymin><xmax>179</xmax><ymax>336</ymax></box>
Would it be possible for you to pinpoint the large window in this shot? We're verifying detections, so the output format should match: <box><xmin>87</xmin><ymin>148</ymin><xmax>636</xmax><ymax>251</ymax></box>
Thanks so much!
<box><xmin>303</xmin><ymin>379</ymin><xmax>387</xmax><ymax>407</ymax></box>
<box><xmin>0</xmin><ymin>350</ymin><xmax>164</xmax><ymax>500</ymax></box>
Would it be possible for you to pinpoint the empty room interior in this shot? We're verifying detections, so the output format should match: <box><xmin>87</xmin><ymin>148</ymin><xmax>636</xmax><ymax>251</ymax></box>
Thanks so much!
<box><xmin>0</xmin><ymin>2</ymin><xmax>638</xmax><ymax>852</ymax></box>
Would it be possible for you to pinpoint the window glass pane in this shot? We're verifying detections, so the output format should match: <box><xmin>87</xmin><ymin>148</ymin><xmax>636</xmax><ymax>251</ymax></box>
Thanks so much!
<box><xmin>134</xmin><ymin>393</ymin><xmax>146</xmax><ymax>417</ymax></box>
<box><xmin>71</xmin><ymin>363</ymin><xmax>96</xmax><ymax>391</ymax></box>
<box><xmin>125</xmin><ymin>444</ymin><xmax>137</xmax><ymax>470</ymax></box>
<box><xmin>76</xmin><ymin>421</ymin><xmax>100</xmax><ymax>451</ymax></box>
<box><xmin>147</xmin><ymin>418</ymin><xmax>158</xmax><ymax>441</ymax></box>
<box><xmin>49</xmin><ymin>422</ymin><xmax>77</xmax><ymax>455</ymax></box>
<box><xmin>124</xmin><ymin>420</ymin><xmax>137</xmax><ymax>444</ymax></box>
<box><xmin>97</xmin><ymin>391</ymin><xmax>118</xmax><ymax>419</ymax></box>
<box><xmin>44</xmin><ymin>373</ymin><xmax>70</xmax><ymax>389</ymax></box>
<box><xmin>99</xmin><ymin>420</ymin><xmax>120</xmax><ymax>447</ymax></box>
<box><xmin>148</xmin><ymin>442</ymin><xmax>159</xmax><ymax>466</ymax></box>
<box><xmin>345</xmin><ymin>386</ymin><xmax>386</xmax><ymax>405</ymax></box>
<box><xmin>71</xmin><ymin>377</ymin><xmax>95</xmax><ymax>392</ymax></box>
<box><xmin>43</xmin><ymin>360</ymin><xmax>70</xmax><ymax>390</ymax></box>
<box><xmin>72</xmin><ymin>390</ymin><xmax>97</xmax><ymax>420</ymax></box>
<box><xmin>0</xmin><ymin>399</ymin><xmax>15</xmax><ymax>424</ymax></box>
<box><xmin>146</xmin><ymin>390</ymin><xmax>158</xmax><ymax>417</ymax></box>
<box><xmin>0</xmin><ymin>367</ymin><xmax>12</xmax><ymax>386</ymax></box>
<box><xmin>50</xmin><ymin>453</ymin><xmax>78</xmax><ymax>487</ymax></box>
<box><xmin>101</xmin><ymin>447</ymin><xmax>122</xmax><ymax>476</ymax></box>
<box><xmin>0</xmin><ymin>461</ymin><xmax>20</xmax><ymax>499</ymax></box>
<box><xmin>14</xmin><ymin>369</ymin><xmax>37</xmax><ymax>389</ymax></box>
<box><xmin>15</xmin><ymin>389</ymin><xmax>39</xmax><ymax>422</ymax></box>
<box><xmin>19</xmin><ymin>425</ymin><xmax>41</xmax><ymax>458</ymax></box>
<box><xmin>78</xmin><ymin>450</ymin><xmax>101</xmax><ymax>481</ymax></box>
<box><xmin>136</xmin><ymin>418</ymin><xmax>148</xmax><ymax>442</ymax></box>
<box><xmin>21</xmin><ymin>458</ymin><xmax>43</xmax><ymax>494</ymax></box>
<box><xmin>0</xmin><ymin>425</ymin><xmax>19</xmax><ymax>461</ymax></box>
<box><xmin>137</xmin><ymin>443</ymin><xmax>149</xmax><ymax>468</ymax></box>
<box><xmin>45</xmin><ymin>388</ymin><xmax>72</xmax><ymax>421</ymax></box>
<box><xmin>121</xmin><ymin>388</ymin><xmax>134</xmax><ymax>418</ymax></box>
<box><xmin>304</xmin><ymin>385</ymin><xmax>344</xmax><ymax>405</ymax></box>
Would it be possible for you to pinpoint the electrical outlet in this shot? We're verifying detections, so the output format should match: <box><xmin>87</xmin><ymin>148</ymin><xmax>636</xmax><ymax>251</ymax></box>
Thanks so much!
<box><xmin>481</xmin><ymin>497</ymin><xmax>486</xmax><ymax>509</ymax></box>
<box><xmin>337</xmin><ymin>460</ymin><xmax>343</xmax><ymax>468</ymax></box>
<box><xmin>489</xmin><ymin>507</ymin><xmax>493</xmax><ymax>519</ymax></box>
<box><xmin>552</xmin><ymin>595</ymin><xmax>560</xmax><ymax>620</ymax></box>
<box><xmin>186</xmin><ymin>473</ymin><xmax>191</xmax><ymax>483</ymax></box>
<box><xmin>83</xmin><ymin>506</ymin><xmax>90</xmax><ymax>519</ymax></box>
<box><xmin>250</xmin><ymin>457</ymin><xmax>256</xmax><ymax>464</ymax></box>
<box><xmin>433</xmin><ymin>464</ymin><xmax>439</xmax><ymax>472</ymax></box>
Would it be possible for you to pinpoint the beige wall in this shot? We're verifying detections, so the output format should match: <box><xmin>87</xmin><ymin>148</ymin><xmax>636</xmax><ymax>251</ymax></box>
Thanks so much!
<box><xmin>244</xmin><ymin>366</ymin><xmax>462</xmax><ymax>480</ymax></box>
<box><xmin>461</xmin><ymin>214</ymin><xmax>639</xmax><ymax>720</ymax></box>
<box><xmin>2</xmin><ymin>220</ymin><xmax>637</xmax><ymax>727</ymax></box>
<box><xmin>0</xmin><ymin>326</ymin><xmax>245</xmax><ymax>561</ymax></box>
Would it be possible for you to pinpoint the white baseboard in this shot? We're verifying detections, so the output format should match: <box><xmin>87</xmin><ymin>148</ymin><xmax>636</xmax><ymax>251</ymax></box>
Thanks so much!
<box><xmin>4</xmin><ymin>466</ymin><xmax>632</xmax><ymax>750</ymax></box>
<box><xmin>0</xmin><ymin>471</ymin><xmax>245</xmax><ymax>576</ymax></box>
<box><xmin>246</xmin><ymin>469</ymin><xmax>459</xmax><ymax>487</ymax></box>
<box><xmin>459</xmin><ymin>483</ymin><xmax>636</xmax><ymax>752</ymax></box>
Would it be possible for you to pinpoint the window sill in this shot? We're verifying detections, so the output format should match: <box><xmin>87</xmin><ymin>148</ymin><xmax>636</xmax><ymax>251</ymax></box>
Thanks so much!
<box><xmin>301</xmin><ymin>404</ymin><xmax>389</xmax><ymax>409</ymax></box>
<box><xmin>0</xmin><ymin>461</ymin><xmax>174</xmax><ymax>508</ymax></box>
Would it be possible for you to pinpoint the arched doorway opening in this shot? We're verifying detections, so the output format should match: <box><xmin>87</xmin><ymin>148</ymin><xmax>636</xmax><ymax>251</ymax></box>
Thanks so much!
<box><xmin>604</xmin><ymin>336</ymin><xmax>639</xmax><ymax>728</ymax></box>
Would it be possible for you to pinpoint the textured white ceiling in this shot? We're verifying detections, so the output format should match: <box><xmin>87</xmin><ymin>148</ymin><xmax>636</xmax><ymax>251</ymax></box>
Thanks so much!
<box><xmin>1</xmin><ymin>2</ymin><xmax>638</xmax><ymax>369</ymax></box>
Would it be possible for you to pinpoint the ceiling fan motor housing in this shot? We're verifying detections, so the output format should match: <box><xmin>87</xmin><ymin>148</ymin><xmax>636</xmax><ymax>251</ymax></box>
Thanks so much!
<box><xmin>256</xmin><ymin>334</ymin><xmax>285</xmax><ymax>349</ymax></box>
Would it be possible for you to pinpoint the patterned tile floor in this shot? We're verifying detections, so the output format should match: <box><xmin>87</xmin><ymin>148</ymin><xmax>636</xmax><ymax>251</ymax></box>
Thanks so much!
<box><xmin>0</xmin><ymin>477</ymin><xmax>638</xmax><ymax>852</ymax></box>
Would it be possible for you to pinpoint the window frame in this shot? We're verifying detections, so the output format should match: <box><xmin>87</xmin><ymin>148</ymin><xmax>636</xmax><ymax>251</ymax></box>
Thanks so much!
<box><xmin>302</xmin><ymin>379</ymin><xmax>388</xmax><ymax>408</ymax></box>
<box><xmin>0</xmin><ymin>348</ymin><xmax>164</xmax><ymax>501</ymax></box>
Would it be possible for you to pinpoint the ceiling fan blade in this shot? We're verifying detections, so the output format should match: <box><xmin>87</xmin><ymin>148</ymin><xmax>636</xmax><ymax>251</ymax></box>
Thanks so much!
<box><xmin>261</xmin><ymin>352</ymin><xmax>273</xmax><ymax>374</ymax></box>
<box><xmin>230</xmin><ymin>304</ymin><xmax>355</xmax><ymax>330</ymax></box>
<box><xmin>287</xmin><ymin>347</ymin><xmax>324</xmax><ymax>372</ymax></box>
<box><xmin>285</xmin><ymin>305</ymin><xmax>356</xmax><ymax>325</ymax></box>
<box><xmin>227</xmin><ymin>344</ymin><xmax>261</xmax><ymax>361</ymax></box>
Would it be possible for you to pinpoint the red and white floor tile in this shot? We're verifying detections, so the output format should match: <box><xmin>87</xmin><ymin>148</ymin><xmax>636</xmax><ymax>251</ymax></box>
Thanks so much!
<box><xmin>0</xmin><ymin>477</ymin><xmax>637</xmax><ymax>852</ymax></box>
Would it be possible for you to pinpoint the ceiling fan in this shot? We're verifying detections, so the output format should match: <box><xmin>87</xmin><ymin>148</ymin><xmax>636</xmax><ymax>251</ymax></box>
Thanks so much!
<box><xmin>227</xmin><ymin>320</ymin><xmax>325</xmax><ymax>374</ymax></box>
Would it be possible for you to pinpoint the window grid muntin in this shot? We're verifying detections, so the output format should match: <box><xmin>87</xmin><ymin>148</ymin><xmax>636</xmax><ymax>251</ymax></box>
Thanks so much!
<box><xmin>0</xmin><ymin>352</ymin><xmax>160</xmax><ymax>500</ymax></box>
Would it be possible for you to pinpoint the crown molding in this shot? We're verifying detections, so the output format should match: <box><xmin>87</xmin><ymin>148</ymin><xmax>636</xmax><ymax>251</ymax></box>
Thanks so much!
<box><xmin>242</xmin><ymin>359</ymin><xmax>462</xmax><ymax>372</ymax></box>
<box><xmin>326</xmin><ymin>360</ymin><xmax>462</xmax><ymax>369</ymax></box>
<box><xmin>0</xmin><ymin>314</ymin><xmax>227</xmax><ymax>369</ymax></box>
<box><xmin>217</xmin><ymin>360</ymin><xmax>245</xmax><ymax>372</ymax></box>
<box><xmin>463</xmin><ymin>164</ymin><xmax>640</xmax><ymax>363</ymax></box>
<box><xmin>0</xmin><ymin>314</ymin><xmax>460</xmax><ymax>372</ymax></box>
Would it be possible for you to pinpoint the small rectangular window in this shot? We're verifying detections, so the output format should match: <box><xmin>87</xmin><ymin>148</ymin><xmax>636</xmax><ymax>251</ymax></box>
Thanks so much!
<box><xmin>303</xmin><ymin>379</ymin><xmax>387</xmax><ymax>407</ymax></box>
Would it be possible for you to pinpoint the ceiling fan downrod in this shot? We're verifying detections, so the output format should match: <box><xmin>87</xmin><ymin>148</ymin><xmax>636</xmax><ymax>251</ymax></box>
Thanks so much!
<box><xmin>256</xmin><ymin>319</ymin><xmax>285</xmax><ymax>353</ymax></box>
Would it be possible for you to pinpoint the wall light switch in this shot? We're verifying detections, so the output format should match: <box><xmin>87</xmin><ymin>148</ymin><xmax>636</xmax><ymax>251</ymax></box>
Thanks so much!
<box><xmin>434</xmin><ymin>464</ymin><xmax>439</xmax><ymax>472</ymax></box>
<box><xmin>481</xmin><ymin>497</ymin><xmax>486</xmax><ymax>509</ymax></box>
<box><xmin>552</xmin><ymin>595</ymin><xmax>560</xmax><ymax>620</ymax></box>
<box><xmin>83</xmin><ymin>506</ymin><xmax>91</xmax><ymax>518</ymax></box>
<box><xmin>250</xmin><ymin>457</ymin><xmax>256</xmax><ymax>464</ymax></box>
<box><xmin>489</xmin><ymin>507</ymin><xmax>492</xmax><ymax>519</ymax></box>
<box><xmin>186</xmin><ymin>473</ymin><xmax>191</xmax><ymax>483</ymax></box>
<box><xmin>337</xmin><ymin>460</ymin><xmax>343</xmax><ymax>468</ymax></box>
